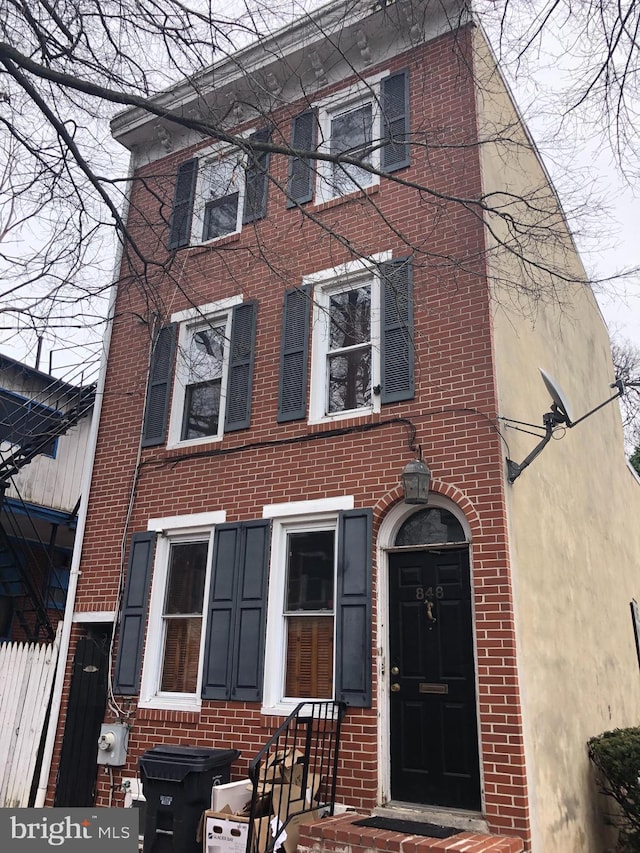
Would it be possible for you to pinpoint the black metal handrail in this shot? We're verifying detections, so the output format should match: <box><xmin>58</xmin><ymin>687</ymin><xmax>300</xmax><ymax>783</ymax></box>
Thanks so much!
<box><xmin>246</xmin><ymin>701</ymin><xmax>347</xmax><ymax>853</ymax></box>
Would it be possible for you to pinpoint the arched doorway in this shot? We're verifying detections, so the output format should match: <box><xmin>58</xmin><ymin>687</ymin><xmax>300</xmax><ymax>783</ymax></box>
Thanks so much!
<box><xmin>382</xmin><ymin>504</ymin><xmax>480</xmax><ymax>811</ymax></box>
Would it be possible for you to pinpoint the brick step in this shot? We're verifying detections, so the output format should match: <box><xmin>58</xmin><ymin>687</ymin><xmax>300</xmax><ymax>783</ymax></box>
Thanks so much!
<box><xmin>297</xmin><ymin>813</ymin><xmax>525</xmax><ymax>853</ymax></box>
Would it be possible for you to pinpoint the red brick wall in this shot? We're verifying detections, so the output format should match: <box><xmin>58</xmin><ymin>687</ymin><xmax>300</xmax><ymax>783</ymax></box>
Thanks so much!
<box><xmin>48</xmin><ymin>25</ymin><xmax>531</xmax><ymax>849</ymax></box>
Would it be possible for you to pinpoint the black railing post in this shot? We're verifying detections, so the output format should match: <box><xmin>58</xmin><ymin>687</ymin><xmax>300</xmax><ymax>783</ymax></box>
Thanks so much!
<box><xmin>247</xmin><ymin>701</ymin><xmax>347</xmax><ymax>853</ymax></box>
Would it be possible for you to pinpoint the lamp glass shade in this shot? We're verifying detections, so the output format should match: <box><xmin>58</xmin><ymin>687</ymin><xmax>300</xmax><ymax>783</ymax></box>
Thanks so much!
<box><xmin>401</xmin><ymin>459</ymin><xmax>431</xmax><ymax>504</ymax></box>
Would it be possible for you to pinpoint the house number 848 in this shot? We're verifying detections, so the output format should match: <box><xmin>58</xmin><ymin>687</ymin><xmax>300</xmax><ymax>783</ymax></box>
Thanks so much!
<box><xmin>415</xmin><ymin>586</ymin><xmax>444</xmax><ymax>600</ymax></box>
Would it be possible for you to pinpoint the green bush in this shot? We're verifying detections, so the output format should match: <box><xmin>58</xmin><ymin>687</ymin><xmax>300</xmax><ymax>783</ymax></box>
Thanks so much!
<box><xmin>588</xmin><ymin>727</ymin><xmax>640</xmax><ymax>851</ymax></box>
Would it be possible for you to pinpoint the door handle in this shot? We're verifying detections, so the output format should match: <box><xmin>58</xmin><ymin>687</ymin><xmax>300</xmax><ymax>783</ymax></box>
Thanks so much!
<box><xmin>390</xmin><ymin>682</ymin><xmax>401</xmax><ymax>693</ymax></box>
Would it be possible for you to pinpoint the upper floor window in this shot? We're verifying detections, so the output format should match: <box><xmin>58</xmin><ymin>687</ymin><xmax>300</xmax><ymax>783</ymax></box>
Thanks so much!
<box><xmin>141</xmin><ymin>297</ymin><xmax>257</xmax><ymax>449</ymax></box>
<box><xmin>324</xmin><ymin>98</ymin><xmax>376</xmax><ymax>199</ymax></box>
<box><xmin>326</xmin><ymin>282</ymin><xmax>373</xmax><ymax>414</ymax></box>
<box><xmin>311</xmin><ymin>273</ymin><xmax>378</xmax><ymax>421</ymax></box>
<box><xmin>177</xmin><ymin>314</ymin><xmax>230</xmax><ymax>443</ymax></box>
<box><xmin>199</xmin><ymin>156</ymin><xmax>245</xmax><ymax>242</ymax></box>
<box><xmin>277</xmin><ymin>255</ymin><xmax>414</xmax><ymax>424</ymax></box>
<box><xmin>168</xmin><ymin>129</ymin><xmax>271</xmax><ymax>251</ymax></box>
<box><xmin>286</xmin><ymin>70</ymin><xmax>410</xmax><ymax>208</ymax></box>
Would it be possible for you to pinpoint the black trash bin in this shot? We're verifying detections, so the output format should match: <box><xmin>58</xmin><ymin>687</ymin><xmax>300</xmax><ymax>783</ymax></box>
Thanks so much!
<box><xmin>139</xmin><ymin>745</ymin><xmax>240</xmax><ymax>853</ymax></box>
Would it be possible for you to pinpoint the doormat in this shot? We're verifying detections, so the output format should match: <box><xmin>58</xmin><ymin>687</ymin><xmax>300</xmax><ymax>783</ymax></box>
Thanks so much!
<box><xmin>352</xmin><ymin>817</ymin><xmax>461</xmax><ymax>839</ymax></box>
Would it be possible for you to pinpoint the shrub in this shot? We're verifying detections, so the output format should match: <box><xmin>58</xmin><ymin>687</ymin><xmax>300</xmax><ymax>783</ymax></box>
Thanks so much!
<box><xmin>588</xmin><ymin>727</ymin><xmax>640</xmax><ymax>851</ymax></box>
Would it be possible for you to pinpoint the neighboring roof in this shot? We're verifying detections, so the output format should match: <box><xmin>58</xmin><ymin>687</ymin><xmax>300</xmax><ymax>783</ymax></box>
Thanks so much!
<box><xmin>0</xmin><ymin>352</ymin><xmax>90</xmax><ymax>397</ymax></box>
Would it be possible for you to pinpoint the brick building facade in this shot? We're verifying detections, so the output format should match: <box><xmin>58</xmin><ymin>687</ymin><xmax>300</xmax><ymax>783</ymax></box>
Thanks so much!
<box><xmin>42</xmin><ymin>2</ymin><xmax>640</xmax><ymax>851</ymax></box>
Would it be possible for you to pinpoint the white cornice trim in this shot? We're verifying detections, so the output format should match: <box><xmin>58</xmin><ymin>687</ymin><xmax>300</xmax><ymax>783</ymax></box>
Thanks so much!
<box><xmin>111</xmin><ymin>0</ymin><xmax>467</xmax><ymax>157</ymax></box>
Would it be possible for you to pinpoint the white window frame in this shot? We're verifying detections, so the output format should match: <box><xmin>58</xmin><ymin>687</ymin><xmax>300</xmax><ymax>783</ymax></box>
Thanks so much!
<box><xmin>167</xmin><ymin>295</ymin><xmax>243</xmax><ymax>449</ymax></box>
<box><xmin>307</xmin><ymin>254</ymin><xmax>390</xmax><ymax>424</ymax></box>
<box><xmin>191</xmin><ymin>135</ymin><xmax>254</xmax><ymax>245</ymax></box>
<box><xmin>314</xmin><ymin>72</ymin><xmax>389</xmax><ymax>204</ymax></box>
<box><xmin>261</xmin><ymin>496</ymin><xmax>353</xmax><ymax>716</ymax></box>
<box><xmin>138</xmin><ymin>510</ymin><xmax>226</xmax><ymax>712</ymax></box>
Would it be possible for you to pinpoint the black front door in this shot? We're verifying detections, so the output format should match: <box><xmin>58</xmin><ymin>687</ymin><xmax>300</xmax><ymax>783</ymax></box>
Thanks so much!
<box><xmin>389</xmin><ymin>547</ymin><xmax>480</xmax><ymax>810</ymax></box>
<box><xmin>54</xmin><ymin>628</ymin><xmax>109</xmax><ymax>806</ymax></box>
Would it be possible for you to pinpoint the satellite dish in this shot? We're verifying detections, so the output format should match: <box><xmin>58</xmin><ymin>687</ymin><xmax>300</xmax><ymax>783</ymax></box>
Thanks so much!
<box><xmin>506</xmin><ymin>370</ymin><xmax>625</xmax><ymax>481</ymax></box>
<box><xmin>539</xmin><ymin>368</ymin><xmax>574</xmax><ymax>426</ymax></box>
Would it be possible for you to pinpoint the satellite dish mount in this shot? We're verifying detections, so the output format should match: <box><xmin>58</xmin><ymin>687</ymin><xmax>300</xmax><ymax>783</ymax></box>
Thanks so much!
<box><xmin>506</xmin><ymin>370</ymin><xmax>625</xmax><ymax>483</ymax></box>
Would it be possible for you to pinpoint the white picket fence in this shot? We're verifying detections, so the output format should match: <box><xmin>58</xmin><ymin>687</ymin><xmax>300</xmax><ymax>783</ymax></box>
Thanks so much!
<box><xmin>0</xmin><ymin>623</ymin><xmax>62</xmax><ymax>807</ymax></box>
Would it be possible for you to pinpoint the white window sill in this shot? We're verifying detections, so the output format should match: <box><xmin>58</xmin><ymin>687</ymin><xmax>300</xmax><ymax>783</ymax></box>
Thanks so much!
<box><xmin>138</xmin><ymin>695</ymin><xmax>202</xmax><ymax>713</ymax></box>
<box><xmin>166</xmin><ymin>433</ymin><xmax>224</xmax><ymax>451</ymax></box>
<box><xmin>191</xmin><ymin>228</ymin><xmax>242</xmax><ymax>248</ymax></box>
<box><xmin>314</xmin><ymin>180</ymin><xmax>378</xmax><ymax>208</ymax></box>
<box><xmin>308</xmin><ymin>404</ymin><xmax>378</xmax><ymax>426</ymax></box>
<box><xmin>261</xmin><ymin>701</ymin><xmax>340</xmax><ymax>719</ymax></box>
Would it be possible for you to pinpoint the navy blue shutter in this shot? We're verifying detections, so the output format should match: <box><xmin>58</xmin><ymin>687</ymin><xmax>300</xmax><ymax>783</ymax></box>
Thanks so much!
<box><xmin>277</xmin><ymin>286</ymin><xmax>310</xmax><ymax>422</ymax></box>
<box><xmin>113</xmin><ymin>532</ymin><xmax>155</xmax><ymax>695</ymax></box>
<box><xmin>381</xmin><ymin>71</ymin><xmax>410</xmax><ymax>173</ymax></box>
<box><xmin>380</xmin><ymin>257</ymin><xmax>414</xmax><ymax>403</ymax></box>
<box><xmin>201</xmin><ymin>525</ymin><xmax>240</xmax><ymax>700</ymax></box>
<box><xmin>168</xmin><ymin>159</ymin><xmax>198</xmax><ymax>249</ymax></box>
<box><xmin>335</xmin><ymin>509</ymin><xmax>372</xmax><ymax>707</ymax></box>
<box><xmin>142</xmin><ymin>324</ymin><xmax>177</xmax><ymax>447</ymax></box>
<box><xmin>286</xmin><ymin>110</ymin><xmax>317</xmax><ymax>207</ymax></box>
<box><xmin>243</xmin><ymin>129</ymin><xmax>271</xmax><ymax>224</ymax></box>
<box><xmin>230</xmin><ymin>521</ymin><xmax>271</xmax><ymax>701</ymax></box>
<box><xmin>201</xmin><ymin>521</ymin><xmax>270</xmax><ymax>701</ymax></box>
<box><xmin>224</xmin><ymin>302</ymin><xmax>257</xmax><ymax>432</ymax></box>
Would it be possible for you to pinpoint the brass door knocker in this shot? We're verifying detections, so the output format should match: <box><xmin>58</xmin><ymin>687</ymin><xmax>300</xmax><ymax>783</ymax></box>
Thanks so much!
<box><xmin>425</xmin><ymin>600</ymin><xmax>437</xmax><ymax>624</ymax></box>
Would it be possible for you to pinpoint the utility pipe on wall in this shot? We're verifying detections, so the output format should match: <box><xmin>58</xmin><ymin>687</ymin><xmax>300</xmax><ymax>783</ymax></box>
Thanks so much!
<box><xmin>34</xmin><ymin>155</ymin><xmax>134</xmax><ymax>807</ymax></box>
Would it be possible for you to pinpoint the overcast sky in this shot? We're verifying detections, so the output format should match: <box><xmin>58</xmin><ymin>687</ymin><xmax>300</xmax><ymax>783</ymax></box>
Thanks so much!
<box><xmin>1</xmin><ymin>0</ymin><xmax>638</xmax><ymax>379</ymax></box>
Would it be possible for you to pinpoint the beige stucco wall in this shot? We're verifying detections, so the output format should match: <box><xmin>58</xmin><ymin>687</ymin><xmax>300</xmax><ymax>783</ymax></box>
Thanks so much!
<box><xmin>473</xmin><ymin>26</ymin><xmax>640</xmax><ymax>853</ymax></box>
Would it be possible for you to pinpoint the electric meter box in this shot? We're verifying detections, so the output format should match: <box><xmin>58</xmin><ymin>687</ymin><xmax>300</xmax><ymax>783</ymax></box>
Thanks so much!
<box><xmin>97</xmin><ymin>722</ymin><xmax>129</xmax><ymax>766</ymax></box>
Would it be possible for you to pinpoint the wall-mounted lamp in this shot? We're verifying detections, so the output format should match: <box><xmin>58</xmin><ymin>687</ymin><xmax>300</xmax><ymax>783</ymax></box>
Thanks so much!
<box><xmin>401</xmin><ymin>451</ymin><xmax>431</xmax><ymax>504</ymax></box>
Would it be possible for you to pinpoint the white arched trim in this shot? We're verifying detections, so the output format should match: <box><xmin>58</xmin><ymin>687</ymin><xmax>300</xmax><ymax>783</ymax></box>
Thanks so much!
<box><xmin>377</xmin><ymin>493</ymin><xmax>473</xmax><ymax>551</ymax></box>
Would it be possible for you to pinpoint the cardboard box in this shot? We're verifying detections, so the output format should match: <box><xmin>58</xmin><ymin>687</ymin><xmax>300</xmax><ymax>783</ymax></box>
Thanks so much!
<box><xmin>274</xmin><ymin>809</ymin><xmax>320</xmax><ymax>853</ymax></box>
<box><xmin>201</xmin><ymin>751</ymin><xmax>324</xmax><ymax>853</ymax></box>
<box><xmin>211</xmin><ymin>778</ymin><xmax>252</xmax><ymax>814</ymax></box>
<box><xmin>204</xmin><ymin>811</ymin><xmax>249</xmax><ymax>853</ymax></box>
<box><xmin>271</xmin><ymin>783</ymin><xmax>320</xmax><ymax>853</ymax></box>
<box><xmin>257</xmin><ymin>748</ymin><xmax>304</xmax><ymax>784</ymax></box>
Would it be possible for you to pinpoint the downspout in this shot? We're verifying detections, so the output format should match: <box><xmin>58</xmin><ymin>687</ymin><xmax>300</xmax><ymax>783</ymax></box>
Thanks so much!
<box><xmin>35</xmin><ymin>152</ymin><xmax>135</xmax><ymax>807</ymax></box>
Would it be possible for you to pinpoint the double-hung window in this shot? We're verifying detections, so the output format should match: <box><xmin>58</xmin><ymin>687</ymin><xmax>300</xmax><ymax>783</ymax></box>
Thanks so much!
<box><xmin>197</xmin><ymin>156</ymin><xmax>245</xmax><ymax>242</ymax></box>
<box><xmin>159</xmin><ymin>539</ymin><xmax>208</xmax><ymax>693</ymax></box>
<box><xmin>141</xmin><ymin>296</ymin><xmax>257</xmax><ymax>448</ymax></box>
<box><xmin>308</xmin><ymin>257</ymin><xmax>383</xmax><ymax>423</ymax></box>
<box><xmin>134</xmin><ymin>512</ymin><xmax>224</xmax><ymax>712</ymax></box>
<box><xmin>284</xmin><ymin>526</ymin><xmax>336</xmax><ymax>699</ymax></box>
<box><xmin>288</xmin><ymin>70</ymin><xmax>408</xmax><ymax>207</ymax></box>
<box><xmin>327</xmin><ymin>99</ymin><xmax>375</xmax><ymax>198</ymax></box>
<box><xmin>316</xmin><ymin>90</ymin><xmax>379</xmax><ymax>203</ymax></box>
<box><xmin>168</xmin><ymin>300</ymin><xmax>237</xmax><ymax>447</ymax></box>
<box><xmin>115</xmin><ymin>514</ymin><xmax>271</xmax><ymax>710</ymax></box>
<box><xmin>168</xmin><ymin>130</ymin><xmax>271</xmax><ymax>250</ymax></box>
<box><xmin>179</xmin><ymin>317</ymin><xmax>228</xmax><ymax>442</ymax></box>
<box><xmin>326</xmin><ymin>282</ymin><xmax>373</xmax><ymax>414</ymax></box>
<box><xmin>278</xmin><ymin>254</ymin><xmax>414</xmax><ymax>425</ymax></box>
<box><xmin>262</xmin><ymin>500</ymin><xmax>373</xmax><ymax>715</ymax></box>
